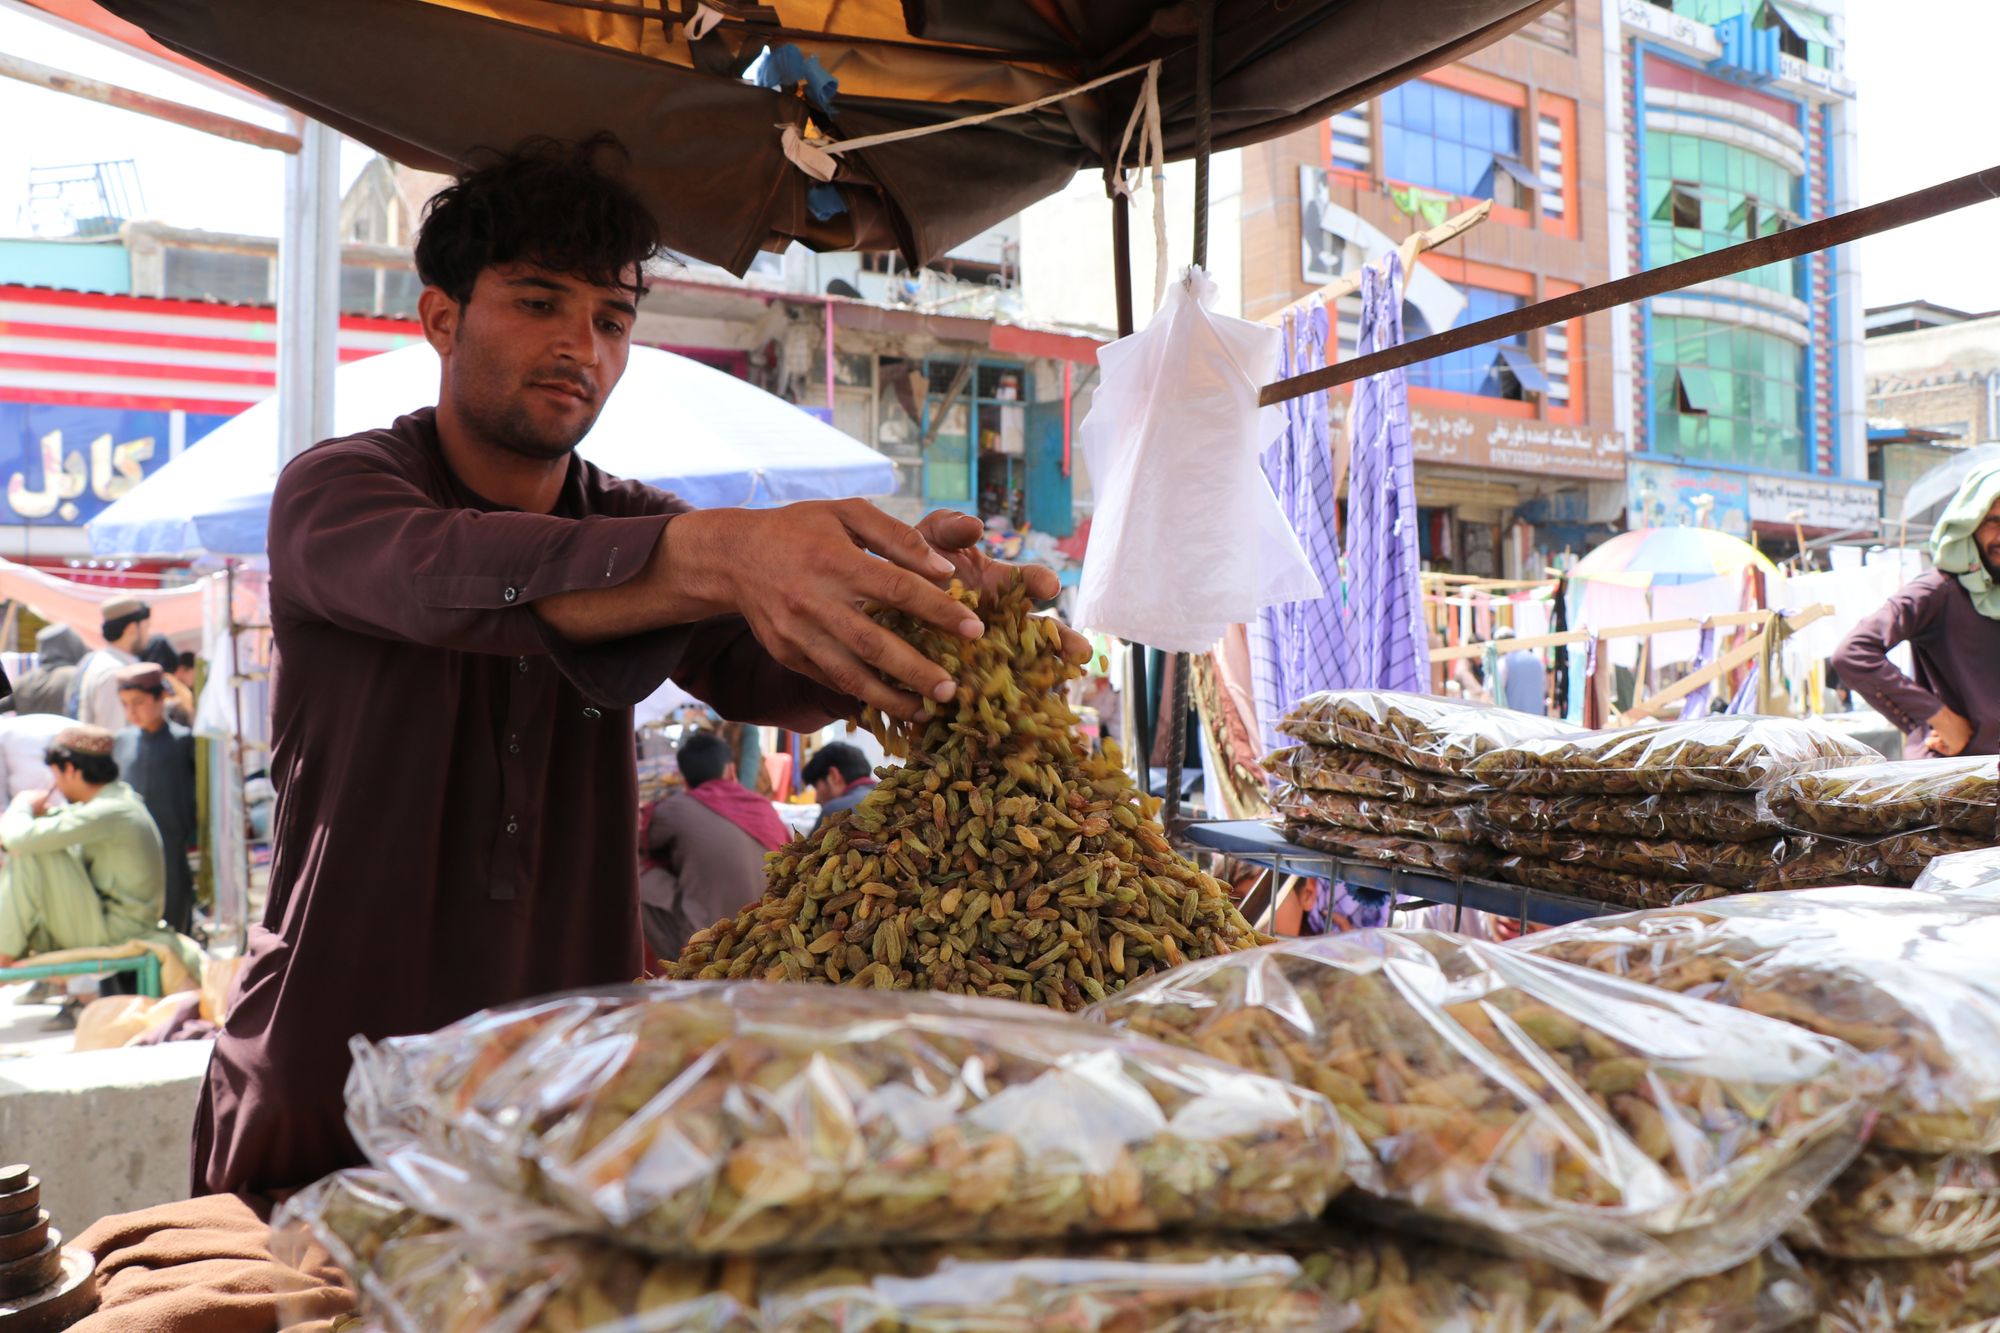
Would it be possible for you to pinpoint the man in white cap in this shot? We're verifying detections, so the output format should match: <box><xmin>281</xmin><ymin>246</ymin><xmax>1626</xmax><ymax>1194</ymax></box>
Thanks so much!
<box><xmin>74</xmin><ymin>597</ymin><xmax>153</xmax><ymax>732</ymax></box>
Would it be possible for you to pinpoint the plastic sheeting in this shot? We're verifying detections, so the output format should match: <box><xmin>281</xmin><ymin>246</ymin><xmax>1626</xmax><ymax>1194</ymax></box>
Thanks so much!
<box><xmin>1075</xmin><ymin>268</ymin><xmax>1320</xmax><ymax>652</ymax></box>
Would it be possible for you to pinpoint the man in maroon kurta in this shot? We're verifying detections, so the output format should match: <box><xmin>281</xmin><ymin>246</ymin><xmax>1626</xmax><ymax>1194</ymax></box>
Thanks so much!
<box><xmin>1833</xmin><ymin>472</ymin><xmax>2000</xmax><ymax>759</ymax></box>
<box><xmin>192</xmin><ymin>136</ymin><xmax>1079</xmax><ymax>1200</ymax></box>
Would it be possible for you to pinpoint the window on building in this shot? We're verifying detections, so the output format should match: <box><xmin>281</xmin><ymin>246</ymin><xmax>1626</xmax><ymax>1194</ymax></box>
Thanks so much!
<box><xmin>1759</xmin><ymin>1</ymin><xmax>1837</xmax><ymax>61</ymax></box>
<box><xmin>1645</xmin><ymin>131</ymin><xmax>1802</xmax><ymax>295</ymax></box>
<box><xmin>160</xmin><ymin>247</ymin><xmax>271</xmax><ymax>304</ymax></box>
<box><xmin>380</xmin><ymin>268</ymin><xmax>423</xmax><ymax>318</ymax></box>
<box><xmin>1329</xmin><ymin>103</ymin><xmax>1370</xmax><ymax>174</ymax></box>
<box><xmin>1653</xmin><ymin>314</ymin><xmax>1806</xmax><ymax>471</ymax></box>
<box><xmin>1545</xmin><ymin>320</ymin><xmax>1575</xmax><ymax>410</ymax></box>
<box><xmin>1676</xmin><ymin>367</ymin><xmax>1723</xmax><ymax>414</ymax></box>
<box><xmin>1405</xmin><ymin>282</ymin><xmax>1534</xmax><ymax>401</ymax></box>
<box><xmin>918</xmin><ymin>358</ymin><xmax>1032</xmax><ymax>520</ymax></box>
<box><xmin>339</xmin><ymin>265</ymin><xmax>378</xmax><ymax>314</ymax></box>
<box><xmin>1666</xmin><ymin>1</ymin><xmax>1834</xmax><ymax>66</ymax></box>
<box><xmin>1522</xmin><ymin>2</ymin><xmax>1576</xmax><ymax>52</ymax></box>
<box><xmin>336</xmin><ymin>262</ymin><xmax>423</xmax><ymax>316</ymax></box>
<box><xmin>1380</xmin><ymin>80</ymin><xmax>1525</xmax><ymax>205</ymax></box>
<box><xmin>1536</xmin><ymin>114</ymin><xmax>1567</xmax><ymax>223</ymax></box>
<box><xmin>1656</xmin><ymin>183</ymin><xmax>1703</xmax><ymax>230</ymax></box>
<box><xmin>1727</xmin><ymin>197</ymin><xmax>1759</xmax><ymax>240</ymax></box>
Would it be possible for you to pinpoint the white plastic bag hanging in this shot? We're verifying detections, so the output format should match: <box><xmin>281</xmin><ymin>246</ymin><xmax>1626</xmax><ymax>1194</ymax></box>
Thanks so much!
<box><xmin>1075</xmin><ymin>267</ymin><xmax>1322</xmax><ymax>652</ymax></box>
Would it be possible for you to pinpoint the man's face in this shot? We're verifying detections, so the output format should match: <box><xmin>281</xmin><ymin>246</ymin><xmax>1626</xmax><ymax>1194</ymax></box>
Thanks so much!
<box><xmin>117</xmin><ymin>615</ymin><xmax>150</xmax><ymax>652</ymax></box>
<box><xmin>430</xmin><ymin>261</ymin><xmax>639</xmax><ymax>461</ymax></box>
<box><xmin>812</xmin><ymin>773</ymin><xmax>843</xmax><ymax>804</ymax></box>
<box><xmin>120</xmin><ymin>688</ymin><xmax>165</xmax><ymax>731</ymax></box>
<box><xmin>48</xmin><ymin>762</ymin><xmax>87</xmax><ymax>804</ymax></box>
<box><xmin>1978</xmin><ymin>495</ymin><xmax>2000</xmax><ymax>577</ymax></box>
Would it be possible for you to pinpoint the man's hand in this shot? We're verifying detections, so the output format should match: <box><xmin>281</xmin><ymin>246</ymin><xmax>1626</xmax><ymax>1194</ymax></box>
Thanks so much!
<box><xmin>1926</xmin><ymin>705</ymin><xmax>1975</xmax><ymax>756</ymax></box>
<box><xmin>667</xmin><ymin>501</ymin><xmax>989</xmax><ymax>721</ymax></box>
<box><xmin>915</xmin><ymin>510</ymin><xmax>1092</xmax><ymax>665</ymax></box>
<box><xmin>21</xmin><ymin>790</ymin><xmax>50</xmax><ymax>818</ymax></box>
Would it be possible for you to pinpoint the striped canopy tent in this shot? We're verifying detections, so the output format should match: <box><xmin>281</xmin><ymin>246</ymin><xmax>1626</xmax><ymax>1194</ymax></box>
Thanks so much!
<box><xmin>1569</xmin><ymin>526</ymin><xmax>1780</xmax><ymax>589</ymax></box>
<box><xmin>84</xmin><ymin>0</ymin><xmax>1561</xmax><ymax>275</ymax></box>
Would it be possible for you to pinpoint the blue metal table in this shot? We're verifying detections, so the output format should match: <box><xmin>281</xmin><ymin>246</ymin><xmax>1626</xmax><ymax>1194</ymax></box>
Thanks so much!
<box><xmin>1180</xmin><ymin>820</ymin><xmax>1620</xmax><ymax>929</ymax></box>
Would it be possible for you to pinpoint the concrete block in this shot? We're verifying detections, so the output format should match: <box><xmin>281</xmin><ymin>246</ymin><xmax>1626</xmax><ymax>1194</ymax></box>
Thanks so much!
<box><xmin>0</xmin><ymin>1040</ymin><xmax>212</xmax><ymax>1231</ymax></box>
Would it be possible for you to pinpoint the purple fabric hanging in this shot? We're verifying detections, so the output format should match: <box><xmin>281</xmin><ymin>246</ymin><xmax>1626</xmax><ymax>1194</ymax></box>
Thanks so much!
<box><xmin>1678</xmin><ymin>624</ymin><xmax>1719</xmax><ymax>720</ymax></box>
<box><xmin>1727</xmin><ymin>663</ymin><xmax>1762</xmax><ymax>714</ymax></box>
<box><xmin>1345</xmin><ymin>251</ymin><xmax>1427</xmax><ymax>694</ymax></box>
<box><xmin>1250</xmin><ymin>302</ymin><xmax>1350</xmax><ymax>757</ymax></box>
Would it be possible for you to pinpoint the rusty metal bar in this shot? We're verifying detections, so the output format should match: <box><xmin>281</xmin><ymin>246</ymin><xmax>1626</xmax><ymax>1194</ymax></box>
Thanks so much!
<box><xmin>1259</xmin><ymin>162</ymin><xmax>2000</xmax><ymax>407</ymax></box>
<box><xmin>0</xmin><ymin>50</ymin><xmax>301</xmax><ymax>152</ymax></box>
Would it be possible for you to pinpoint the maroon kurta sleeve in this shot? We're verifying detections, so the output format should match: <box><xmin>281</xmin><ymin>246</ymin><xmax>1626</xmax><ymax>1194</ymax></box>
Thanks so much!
<box><xmin>671</xmin><ymin>616</ymin><xmax>856</xmax><ymax>730</ymax></box>
<box><xmin>272</xmin><ymin>432</ymin><xmax>856</xmax><ymax>717</ymax></box>
<box><xmin>272</xmin><ymin>439</ymin><xmax>673</xmax><ymax>659</ymax></box>
<box><xmin>1832</xmin><ymin>578</ymin><xmax>1948</xmax><ymax>734</ymax></box>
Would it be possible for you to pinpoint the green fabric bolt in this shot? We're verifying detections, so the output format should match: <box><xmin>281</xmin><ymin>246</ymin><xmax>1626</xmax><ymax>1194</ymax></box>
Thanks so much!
<box><xmin>1931</xmin><ymin>461</ymin><xmax>2000</xmax><ymax>620</ymax></box>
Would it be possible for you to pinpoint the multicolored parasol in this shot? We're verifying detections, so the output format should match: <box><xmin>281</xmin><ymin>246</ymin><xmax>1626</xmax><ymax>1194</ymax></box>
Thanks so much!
<box><xmin>1568</xmin><ymin>526</ymin><xmax>1779</xmax><ymax>588</ymax></box>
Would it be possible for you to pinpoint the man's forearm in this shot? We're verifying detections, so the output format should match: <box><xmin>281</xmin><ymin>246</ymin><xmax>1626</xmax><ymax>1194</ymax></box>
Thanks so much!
<box><xmin>1830</xmin><ymin>639</ymin><xmax>1939</xmax><ymax>734</ymax></box>
<box><xmin>534</xmin><ymin>510</ymin><xmax>739</xmax><ymax>644</ymax></box>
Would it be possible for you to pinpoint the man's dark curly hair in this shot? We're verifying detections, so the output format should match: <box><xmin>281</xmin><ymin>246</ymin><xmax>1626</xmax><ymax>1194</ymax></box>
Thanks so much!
<box><xmin>414</xmin><ymin>133</ymin><xmax>661</xmax><ymax>307</ymax></box>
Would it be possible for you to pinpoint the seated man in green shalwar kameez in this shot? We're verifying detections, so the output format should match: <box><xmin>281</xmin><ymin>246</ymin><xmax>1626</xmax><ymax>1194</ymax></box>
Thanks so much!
<box><xmin>0</xmin><ymin>724</ymin><xmax>166</xmax><ymax>967</ymax></box>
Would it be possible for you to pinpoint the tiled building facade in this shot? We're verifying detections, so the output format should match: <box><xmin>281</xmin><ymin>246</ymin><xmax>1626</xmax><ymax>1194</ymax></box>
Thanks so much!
<box><xmin>1238</xmin><ymin>1</ymin><xmax>1624</xmax><ymax>577</ymax></box>
<box><xmin>1227</xmin><ymin>0</ymin><xmax>1874</xmax><ymax>570</ymax></box>
<box><xmin>1612</xmin><ymin>0</ymin><xmax>1874</xmax><ymax>544</ymax></box>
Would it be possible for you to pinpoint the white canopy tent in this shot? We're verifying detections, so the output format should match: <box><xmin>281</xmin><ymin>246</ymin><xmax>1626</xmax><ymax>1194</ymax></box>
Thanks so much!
<box><xmin>88</xmin><ymin>342</ymin><xmax>898</xmax><ymax>557</ymax></box>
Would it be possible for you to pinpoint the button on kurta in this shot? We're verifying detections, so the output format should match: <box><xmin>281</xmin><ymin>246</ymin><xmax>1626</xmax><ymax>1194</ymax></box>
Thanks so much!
<box><xmin>517</xmin><ymin>657</ymin><xmax>530</xmax><ymax>673</ymax></box>
<box><xmin>505</xmin><ymin>818</ymin><xmax>519</xmax><ymax>836</ymax></box>
<box><xmin>503</xmin><ymin>586</ymin><xmax>519</xmax><ymax>603</ymax></box>
<box><xmin>582</xmin><ymin>706</ymin><xmax>601</xmax><ymax>719</ymax></box>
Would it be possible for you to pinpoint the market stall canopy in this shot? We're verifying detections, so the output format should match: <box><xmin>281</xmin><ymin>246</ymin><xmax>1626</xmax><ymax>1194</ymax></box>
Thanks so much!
<box><xmin>86</xmin><ymin>343</ymin><xmax>897</xmax><ymax>557</ymax></box>
<box><xmin>1569</xmin><ymin>526</ymin><xmax>1780</xmax><ymax>589</ymax></box>
<box><xmin>0</xmin><ymin>558</ymin><xmax>256</xmax><ymax>649</ymax></box>
<box><xmin>1901</xmin><ymin>442</ymin><xmax>2000</xmax><ymax>533</ymax></box>
<box><xmin>88</xmin><ymin>0</ymin><xmax>1560</xmax><ymax>274</ymax></box>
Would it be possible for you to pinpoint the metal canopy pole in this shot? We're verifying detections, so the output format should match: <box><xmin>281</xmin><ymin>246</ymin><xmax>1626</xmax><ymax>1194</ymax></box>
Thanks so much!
<box><xmin>1108</xmin><ymin>116</ymin><xmax>1148</xmax><ymax>791</ymax></box>
<box><xmin>1259</xmin><ymin>162</ymin><xmax>2000</xmax><ymax>408</ymax></box>
<box><xmin>0</xmin><ymin>50</ymin><xmax>300</xmax><ymax>150</ymax></box>
<box><xmin>1162</xmin><ymin>0</ymin><xmax>1215</xmax><ymax>829</ymax></box>
<box><xmin>277</xmin><ymin>116</ymin><xmax>342</xmax><ymax>464</ymax></box>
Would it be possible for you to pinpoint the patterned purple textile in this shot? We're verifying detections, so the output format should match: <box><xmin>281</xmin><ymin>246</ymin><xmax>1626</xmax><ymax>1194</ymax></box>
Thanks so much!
<box><xmin>1345</xmin><ymin>252</ymin><xmax>1427</xmax><ymax>694</ymax></box>
<box><xmin>1678</xmin><ymin>624</ymin><xmax>1719</xmax><ymax>720</ymax></box>
<box><xmin>1727</xmin><ymin>663</ymin><xmax>1762</xmax><ymax>714</ymax></box>
<box><xmin>1250</xmin><ymin>301</ymin><xmax>1350</xmax><ymax>756</ymax></box>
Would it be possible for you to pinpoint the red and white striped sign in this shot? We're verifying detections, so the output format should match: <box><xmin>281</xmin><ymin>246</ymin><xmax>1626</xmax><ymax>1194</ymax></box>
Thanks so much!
<box><xmin>0</xmin><ymin>285</ymin><xmax>422</xmax><ymax>416</ymax></box>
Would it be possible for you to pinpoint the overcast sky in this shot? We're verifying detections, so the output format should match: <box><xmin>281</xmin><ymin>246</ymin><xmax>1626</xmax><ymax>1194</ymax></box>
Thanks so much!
<box><xmin>1843</xmin><ymin>0</ymin><xmax>2000</xmax><ymax>314</ymax></box>
<box><xmin>0</xmin><ymin>2</ymin><xmax>1992</xmax><ymax>311</ymax></box>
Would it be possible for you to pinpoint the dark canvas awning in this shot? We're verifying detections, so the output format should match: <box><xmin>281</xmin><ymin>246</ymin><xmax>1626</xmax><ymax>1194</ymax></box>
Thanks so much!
<box><xmin>90</xmin><ymin>0</ymin><xmax>1560</xmax><ymax>274</ymax></box>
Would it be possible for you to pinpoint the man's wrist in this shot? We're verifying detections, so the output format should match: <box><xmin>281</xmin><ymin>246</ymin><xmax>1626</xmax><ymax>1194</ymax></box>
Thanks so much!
<box><xmin>656</xmin><ymin>509</ymin><xmax>742</xmax><ymax>620</ymax></box>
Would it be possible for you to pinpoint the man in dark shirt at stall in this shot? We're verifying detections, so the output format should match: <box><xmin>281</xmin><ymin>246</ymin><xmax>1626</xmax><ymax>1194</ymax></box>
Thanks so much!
<box><xmin>1833</xmin><ymin>462</ymin><xmax>2000</xmax><ymax>757</ymax></box>
<box><xmin>192</xmin><ymin>134</ymin><xmax>1082</xmax><ymax>1201</ymax></box>
<box><xmin>639</xmin><ymin>730</ymin><xmax>786</xmax><ymax>965</ymax></box>
<box><xmin>114</xmin><ymin>662</ymin><xmax>197</xmax><ymax>935</ymax></box>
<box><xmin>803</xmin><ymin>740</ymin><xmax>879</xmax><ymax>834</ymax></box>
